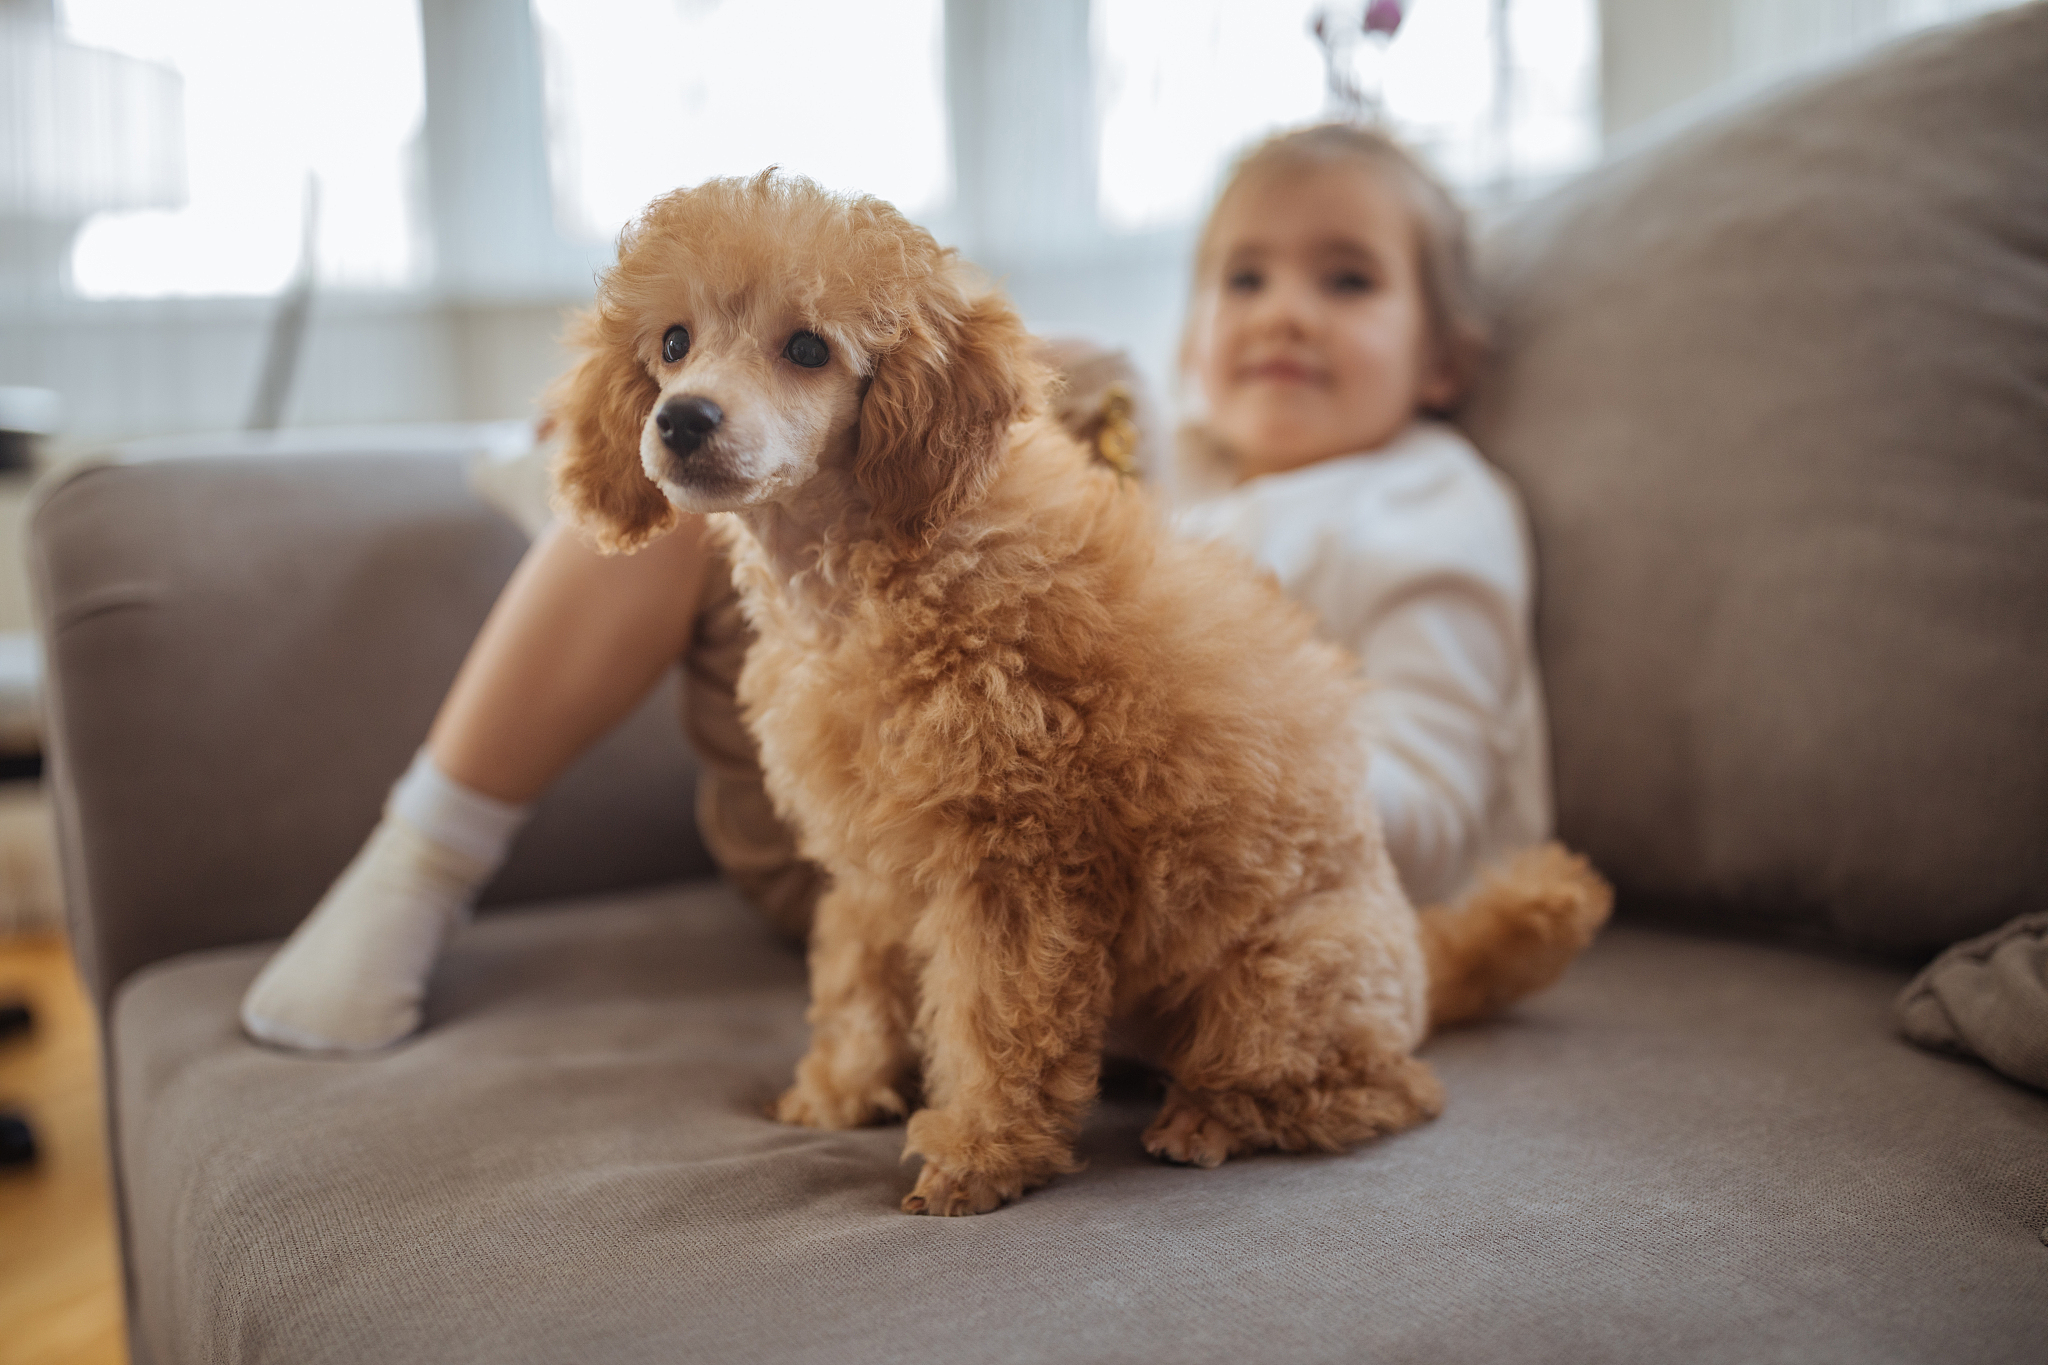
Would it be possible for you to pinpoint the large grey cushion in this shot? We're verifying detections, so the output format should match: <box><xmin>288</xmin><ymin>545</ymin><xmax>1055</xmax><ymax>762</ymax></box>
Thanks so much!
<box><xmin>1469</xmin><ymin>5</ymin><xmax>2048</xmax><ymax>955</ymax></box>
<box><xmin>116</xmin><ymin>882</ymin><xmax>2048</xmax><ymax>1365</ymax></box>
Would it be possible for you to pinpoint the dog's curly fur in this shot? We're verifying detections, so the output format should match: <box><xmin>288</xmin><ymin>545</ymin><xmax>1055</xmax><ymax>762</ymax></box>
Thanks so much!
<box><xmin>554</xmin><ymin>173</ymin><xmax>1611</xmax><ymax>1216</ymax></box>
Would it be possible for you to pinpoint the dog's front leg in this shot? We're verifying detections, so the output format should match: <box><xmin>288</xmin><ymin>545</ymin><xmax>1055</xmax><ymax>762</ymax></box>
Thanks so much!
<box><xmin>899</xmin><ymin>879</ymin><xmax>1113</xmax><ymax>1216</ymax></box>
<box><xmin>774</xmin><ymin>875</ymin><xmax>918</xmax><ymax>1130</ymax></box>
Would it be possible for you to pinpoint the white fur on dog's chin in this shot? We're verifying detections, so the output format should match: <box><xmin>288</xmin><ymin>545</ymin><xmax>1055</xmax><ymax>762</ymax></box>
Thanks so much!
<box><xmin>644</xmin><ymin>461</ymin><xmax>753</xmax><ymax>515</ymax></box>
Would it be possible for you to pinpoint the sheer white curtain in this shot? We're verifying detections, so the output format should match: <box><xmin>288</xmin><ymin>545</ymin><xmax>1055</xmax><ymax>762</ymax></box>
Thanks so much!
<box><xmin>51</xmin><ymin>0</ymin><xmax>2035</xmax><ymax>302</ymax></box>
<box><xmin>1728</xmin><ymin>0</ymin><xmax>2029</xmax><ymax>80</ymax></box>
<box><xmin>529</xmin><ymin>0</ymin><xmax>950</xmax><ymax>246</ymax></box>
<box><xmin>1095</xmin><ymin>0</ymin><xmax>1600</xmax><ymax>232</ymax></box>
<box><xmin>61</xmin><ymin>0</ymin><xmax>426</xmax><ymax>298</ymax></box>
<box><xmin>27</xmin><ymin>0</ymin><xmax>2033</xmax><ymax>437</ymax></box>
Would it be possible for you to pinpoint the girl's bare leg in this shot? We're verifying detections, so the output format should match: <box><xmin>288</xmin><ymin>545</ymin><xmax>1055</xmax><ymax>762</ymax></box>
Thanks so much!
<box><xmin>242</xmin><ymin>517</ymin><xmax>712</xmax><ymax>1052</ymax></box>
<box><xmin>428</xmin><ymin>518</ymin><xmax>711</xmax><ymax>800</ymax></box>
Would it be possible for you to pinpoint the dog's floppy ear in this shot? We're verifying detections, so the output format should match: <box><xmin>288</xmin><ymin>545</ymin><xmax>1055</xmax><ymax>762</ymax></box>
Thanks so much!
<box><xmin>548</xmin><ymin>313</ymin><xmax>676</xmax><ymax>554</ymax></box>
<box><xmin>854</xmin><ymin>278</ymin><xmax>1036</xmax><ymax>548</ymax></box>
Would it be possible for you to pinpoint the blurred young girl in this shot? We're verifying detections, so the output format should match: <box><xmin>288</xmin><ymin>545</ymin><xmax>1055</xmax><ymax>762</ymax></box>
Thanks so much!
<box><xmin>1170</xmin><ymin>122</ymin><xmax>1549</xmax><ymax>914</ymax></box>
<box><xmin>241</xmin><ymin>124</ymin><xmax>1551</xmax><ymax>1053</ymax></box>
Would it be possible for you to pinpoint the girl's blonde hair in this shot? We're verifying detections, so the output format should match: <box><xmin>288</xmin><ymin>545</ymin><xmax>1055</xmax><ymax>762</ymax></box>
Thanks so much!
<box><xmin>1177</xmin><ymin>123</ymin><xmax>1486</xmax><ymax>492</ymax></box>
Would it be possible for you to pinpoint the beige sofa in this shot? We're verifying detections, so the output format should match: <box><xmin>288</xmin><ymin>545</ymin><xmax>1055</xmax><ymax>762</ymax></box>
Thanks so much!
<box><xmin>32</xmin><ymin>9</ymin><xmax>2048</xmax><ymax>1363</ymax></box>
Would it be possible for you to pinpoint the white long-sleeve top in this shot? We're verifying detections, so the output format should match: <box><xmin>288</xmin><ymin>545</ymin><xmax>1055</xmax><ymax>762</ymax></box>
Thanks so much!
<box><xmin>1172</xmin><ymin>421</ymin><xmax>1553</xmax><ymax>906</ymax></box>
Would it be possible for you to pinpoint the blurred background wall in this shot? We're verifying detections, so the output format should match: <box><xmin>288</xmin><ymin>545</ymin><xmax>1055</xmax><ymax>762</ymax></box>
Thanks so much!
<box><xmin>0</xmin><ymin>0</ymin><xmax>2027</xmax><ymax>449</ymax></box>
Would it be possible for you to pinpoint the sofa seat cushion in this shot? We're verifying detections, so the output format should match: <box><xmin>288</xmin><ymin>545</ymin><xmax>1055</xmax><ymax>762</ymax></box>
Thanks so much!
<box><xmin>115</xmin><ymin>883</ymin><xmax>2048</xmax><ymax>1365</ymax></box>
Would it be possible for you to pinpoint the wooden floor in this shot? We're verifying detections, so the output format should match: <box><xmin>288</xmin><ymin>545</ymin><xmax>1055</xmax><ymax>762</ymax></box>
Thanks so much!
<box><xmin>0</xmin><ymin>936</ymin><xmax>127</xmax><ymax>1365</ymax></box>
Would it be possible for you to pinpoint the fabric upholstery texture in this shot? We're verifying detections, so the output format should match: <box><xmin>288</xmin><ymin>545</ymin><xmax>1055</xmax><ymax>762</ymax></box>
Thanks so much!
<box><xmin>1897</xmin><ymin>911</ymin><xmax>2048</xmax><ymax>1092</ymax></box>
<box><xmin>28</xmin><ymin>452</ymin><xmax>714</xmax><ymax>1008</ymax></box>
<box><xmin>1465</xmin><ymin>5</ymin><xmax>2048</xmax><ymax>954</ymax></box>
<box><xmin>116</xmin><ymin>883</ymin><xmax>2048</xmax><ymax>1365</ymax></box>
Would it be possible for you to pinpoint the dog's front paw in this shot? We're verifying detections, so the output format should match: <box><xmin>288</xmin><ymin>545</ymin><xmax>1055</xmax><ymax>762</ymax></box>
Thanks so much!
<box><xmin>1142</xmin><ymin>1090</ymin><xmax>1241</xmax><ymax>1169</ymax></box>
<box><xmin>896</xmin><ymin>1107</ymin><xmax>1072</xmax><ymax>1214</ymax></box>
<box><xmin>900</xmin><ymin>1160</ymin><xmax>1026</xmax><ymax>1217</ymax></box>
<box><xmin>772</xmin><ymin>1075</ymin><xmax>907</xmax><ymax>1130</ymax></box>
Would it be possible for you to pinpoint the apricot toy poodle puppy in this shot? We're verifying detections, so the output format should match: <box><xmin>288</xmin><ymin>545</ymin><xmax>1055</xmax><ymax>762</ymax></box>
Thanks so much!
<box><xmin>553</xmin><ymin>172</ymin><xmax>1610</xmax><ymax>1216</ymax></box>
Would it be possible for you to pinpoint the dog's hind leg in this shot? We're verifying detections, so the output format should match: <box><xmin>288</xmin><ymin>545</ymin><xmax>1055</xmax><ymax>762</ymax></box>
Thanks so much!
<box><xmin>774</xmin><ymin>875</ymin><xmax>919</xmax><ymax>1130</ymax></box>
<box><xmin>1143</xmin><ymin>1058</ymin><xmax>1442</xmax><ymax>1169</ymax></box>
<box><xmin>1142</xmin><ymin>885</ymin><xmax>1442</xmax><ymax>1168</ymax></box>
<box><xmin>899</xmin><ymin>878</ymin><xmax>1114</xmax><ymax>1216</ymax></box>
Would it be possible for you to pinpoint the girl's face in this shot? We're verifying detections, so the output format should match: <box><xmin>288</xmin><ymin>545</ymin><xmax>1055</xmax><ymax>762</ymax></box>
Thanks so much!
<box><xmin>1189</xmin><ymin>161</ymin><xmax>1453</xmax><ymax>479</ymax></box>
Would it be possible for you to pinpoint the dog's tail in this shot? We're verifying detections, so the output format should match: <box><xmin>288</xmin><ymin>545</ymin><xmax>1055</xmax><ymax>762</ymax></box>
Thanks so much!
<box><xmin>1416</xmin><ymin>842</ymin><xmax>1614</xmax><ymax>1032</ymax></box>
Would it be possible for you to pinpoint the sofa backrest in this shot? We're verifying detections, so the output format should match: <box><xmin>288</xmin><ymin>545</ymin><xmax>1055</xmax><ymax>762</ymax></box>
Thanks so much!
<box><xmin>31</xmin><ymin>450</ymin><xmax>712</xmax><ymax>1009</ymax></box>
<box><xmin>1467</xmin><ymin>5</ymin><xmax>2048</xmax><ymax>956</ymax></box>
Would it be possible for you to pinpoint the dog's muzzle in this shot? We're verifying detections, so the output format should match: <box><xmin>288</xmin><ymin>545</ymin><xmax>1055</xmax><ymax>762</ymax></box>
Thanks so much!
<box><xmin>656</xmin><ymin>396</ymin><xmax>723</xmax><ymax>457</ymax></box>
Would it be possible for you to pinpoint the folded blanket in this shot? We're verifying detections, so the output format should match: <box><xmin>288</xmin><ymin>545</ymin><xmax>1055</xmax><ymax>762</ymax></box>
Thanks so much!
<box><xmin>1896</xmin><ymin>912</ymin><xmax>2048</xmax><ymax>1092</ymax></box>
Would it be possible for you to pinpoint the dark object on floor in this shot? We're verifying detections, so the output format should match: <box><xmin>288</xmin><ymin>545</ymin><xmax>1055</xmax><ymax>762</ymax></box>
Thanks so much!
<box><xmin>0</xmin><ymin>431</ymin><xmax>35</xmax><ymax>472</ymax></box>
<box><xmin>0</xmin><ymin>752</ymin><xmax>43</xmax><ymax>782</ymax></box>
<box><xmin>0</xmin><ymin>1110</ymin><xmax>35</xmax><ymax>1166</ymax></box>
<box><xmin>0</xmin><ymin>999</ymin><xmax>31</xmax><ymax>1042</ymax></box>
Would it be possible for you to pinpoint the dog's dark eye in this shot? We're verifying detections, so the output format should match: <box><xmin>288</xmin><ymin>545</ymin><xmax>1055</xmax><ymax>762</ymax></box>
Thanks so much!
<box><xmin>784</xmin><ymin>331</ymin><xmax>829</xmax><ymax>369</ymax></box>
<box><xmin>662</xmin><ymin>326</ymin><xmax>690</xmax><ymax>364</ymax></box>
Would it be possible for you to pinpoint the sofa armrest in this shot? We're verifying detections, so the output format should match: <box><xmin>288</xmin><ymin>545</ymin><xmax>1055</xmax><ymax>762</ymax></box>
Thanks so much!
<box><xmin>29</xmin><ymin>449</ymin><xmax>711</xmax><ymax>1013</ymax></box>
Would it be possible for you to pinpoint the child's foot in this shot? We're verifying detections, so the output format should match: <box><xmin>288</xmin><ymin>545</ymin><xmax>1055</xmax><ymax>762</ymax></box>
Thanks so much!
<box><xmin>239</xmin><ymin>816</ymin><xmax>490</xmax><ymax>1052</ymax></box>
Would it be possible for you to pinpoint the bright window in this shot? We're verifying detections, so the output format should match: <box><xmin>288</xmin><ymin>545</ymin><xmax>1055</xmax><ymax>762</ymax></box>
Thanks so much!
<box><xmin>1093</xmin><ymin>0</ymin><xmax>1325</xmax><ymax>235</ymax></box>
<box><xmin>1394</xmin><ymin>0</ymin><xmax>1599</xmax><ymax>192</ymax></box>
<box><xmin>531</xmin><ymin>0</ymin><xmax>951</xmax><ymax>244</ymax></box>
<box><xmin>61</xmin><ymin>0</ymin><xmax>425</xmax><ymax>299</ymax></box>
<box><xmin>1094</xmin><ymin>0</ymin><xmax>1599</xmax><ymax>233</ymax></box>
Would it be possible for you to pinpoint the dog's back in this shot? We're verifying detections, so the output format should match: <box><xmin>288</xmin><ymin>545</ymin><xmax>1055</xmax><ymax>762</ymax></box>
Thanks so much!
<box><xmin>728</xmin><ymin>415</ymin><xmax>1429</xmax><ymax>1036</ymax></box>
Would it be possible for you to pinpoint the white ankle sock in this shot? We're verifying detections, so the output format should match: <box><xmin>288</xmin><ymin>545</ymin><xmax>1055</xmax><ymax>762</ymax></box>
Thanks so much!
<box><xmin>240</xmin><ymin>754</ymin><xmax>530</xmax><ymax>1053</ymax></box>
<box><xmin>387</xmin><ymin>750</ymin><xmax>530</xmax><ymax>867</ymax></box>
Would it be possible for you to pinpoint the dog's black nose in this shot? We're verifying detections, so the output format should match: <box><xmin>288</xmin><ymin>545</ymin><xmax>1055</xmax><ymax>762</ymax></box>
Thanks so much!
<box><xmin>656</xmin><ymin>396</ymin><xmax>723</xmax><ymax>455</ymax></box>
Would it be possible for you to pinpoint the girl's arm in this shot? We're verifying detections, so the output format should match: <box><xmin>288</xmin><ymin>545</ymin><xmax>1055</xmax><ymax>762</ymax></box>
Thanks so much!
<box><xmin>1357</xmin><ymin>580</ymin><xmax>1524</xmax><ymax>906</ymax></box>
